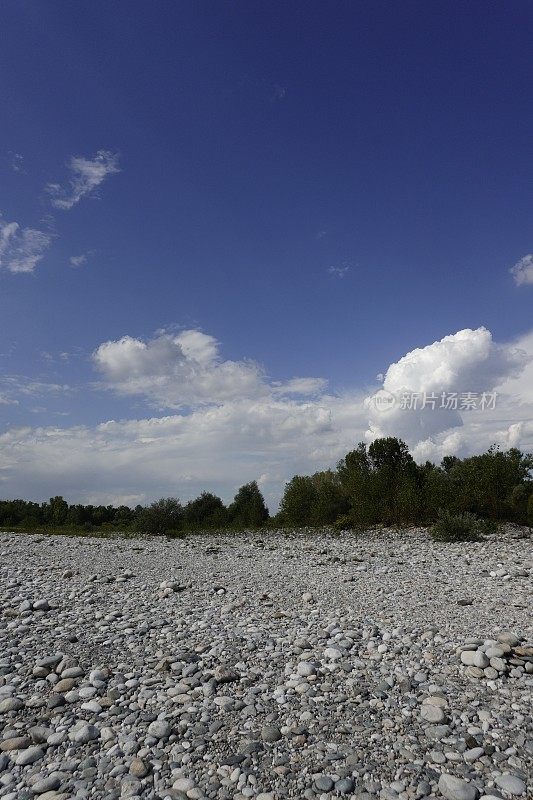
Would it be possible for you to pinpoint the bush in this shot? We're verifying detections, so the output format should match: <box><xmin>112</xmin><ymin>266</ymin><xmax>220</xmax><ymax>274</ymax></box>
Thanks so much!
<box><xmin>430</xmin><ymin>510</ymin><xmax>482</xmax><ymax>542</ymax></box>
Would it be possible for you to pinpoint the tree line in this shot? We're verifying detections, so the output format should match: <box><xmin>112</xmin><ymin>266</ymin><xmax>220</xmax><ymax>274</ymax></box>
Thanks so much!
<box><xmin>0</xmin><ymin>438</ymin><xmax>532</xmax><ymax>535</ymax></box>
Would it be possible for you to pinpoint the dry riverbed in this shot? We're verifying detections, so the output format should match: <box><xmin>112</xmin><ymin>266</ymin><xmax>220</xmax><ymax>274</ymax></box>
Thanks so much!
<box><xmin>0</xmin><ymin>528</ymin><xmax>532</xmax><ymax>800</ymax></box>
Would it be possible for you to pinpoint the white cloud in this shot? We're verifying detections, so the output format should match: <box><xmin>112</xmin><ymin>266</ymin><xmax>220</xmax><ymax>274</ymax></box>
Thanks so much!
<box><xmin>0</xmin><ymin>217</ymin><xmax>52</xmax><ymax>273</ymax></box>
<box><xmin>70</xmin><ymin>254</ymin><xmax>88</xmax><ymax>268</ymax></box>
<box><xmin>1</xmin><ymin>326</ymin><xmax>532</xmax><ymax>510</ymax></box>
<box><xmin>0</xmin><ymin>395</ymin><xmax>367</xmax><ymax>509</ymax></box>
<box><xmin>46</xmin><ymin>150</ymin><xmax>119</xmax><ymax>210</ymax></box>
<box><xmin>382</xmin><ymin>327</ymin><xmax>527</xmax><ymax>395</ymax></box>
<box><xmin>510</xmin><ymin>254</ymin><xmax>533</xmax><ymax>286</ymax></box>
<box><xmin>365</xmin><ymin>327</ymin><xmax>532</xmax><ymax>459</ymax></box>
<box><xmin>0</xmin><ymin>375</ymin><xmax>72</xmax><ymax>406</ymax></box>
<box><xmin>93</xmin><ymin>329</ymin><xmax>327</xmax><ymax>410</ymax></box>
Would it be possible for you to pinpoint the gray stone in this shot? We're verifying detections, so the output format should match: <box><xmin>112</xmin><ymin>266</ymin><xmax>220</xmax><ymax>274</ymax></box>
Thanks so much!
<box><xmin>314</xmin><ymin>775</ymin><xmax>334</xmax><ymax>791</ymax></box>
<box><xmin>15</xmin><ymin>746</ymin><xmax>44</xmax><ymax>766</ymax></box>
<box><xmin>147</xmin><ymin>719</ymin><xmax>172</xmax><ymax>739</ymax></box>
<box><xmin>438</xmin><ymin>773</ymin><xmax>479</xmax><ymax>800</ymax></box>
<box><xmin>261</xmin><ymin>725</ymin><xmax>282</xmax><ymax>743</ymax></box>
<box><xmin>495</xmin><ymin>774</ymin><xmax>526</xmax><ymax>796</ymax></box>
<box><xmin>72</xmin><ymin>724</ymin><xmax>100</xmax><ymax>743</ymax></box>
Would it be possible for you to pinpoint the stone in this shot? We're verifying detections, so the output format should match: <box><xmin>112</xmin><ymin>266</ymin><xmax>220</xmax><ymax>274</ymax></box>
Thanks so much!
<box><xmin>130</xmin><ymin>758</ymin><xmax>149</xmax><ymax>777</ymax></box>
<box><xmin>261</xmin><ymin>725</ymin><xmax>282</xmax><ymax>743</ymax></box>
<box><xmin>497</xmin><ymin>632</ymin><xmax>520</xmax><ymax>647</ymax></box>
<box><xmin>0</xmin><ymin>697</ymin><xmax>23</xmax><ymax>713</ymax></box>
<box><xmin>147</xmin><ymin>719</ymin><xmax>172</xmax><ymax>739</ymax></box>
<box><xmin>72</xmin><ymin>724</ymin><xmax>100</xmax><ymax>743</ymax></box>
<box><xmin>494</xmin><ymin>774</ymin><xmax>526</xmax><ymax>796</ymax></box>
<box><xmin>473</xmin><ymin>651</ymin><xmax>489</xmax><ymax>669</ymax></box>
<box><xmin>315</xmin><ymin>775</ymin><xmax>334</xmax><ymax>791</ymax></box>
<box><xmin>54</xmin><ymin>678</ymin><xmax>77</xmax><ymax>692</ymax></box>
<box><xmin>15</xmin><ymin>746</ymin><xmax>44</xmax><ymax>765</ymax></box>
<box><xmin>0</xmin><ymin>736</ymin><xmax>31</xmax><ymax>751</ymax></box>
<box><xmin>32</xmin><ymin>775</ymin><xmax>61</xmax><ymax>794</ymax></box>
<box><xmin>173</xmin><ymin>777</ymin><xmax>195</xmax><ymax>792</ymax></box>
<box><xmin>421</xmin><ymin>704</ymin><xmax>445</xmax><ymax>723</ymax></box>
<box><xmin>438</xmin><ymin>773</ymin><xmax>479</xmax><ymax>800</ymax></box>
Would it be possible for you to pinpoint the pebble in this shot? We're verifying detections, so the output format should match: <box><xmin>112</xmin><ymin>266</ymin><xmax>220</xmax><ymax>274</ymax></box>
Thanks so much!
<box><xmin>494</xmin><ymin>774</ymin><xmax>527</xmax><ymax>795</ymax></box>
<box><xmin>438</xmin><ymin>773</ymin><xmax>479</xmax><ymax>800</ymax></box>
<box><xmin>0</xmin><ymin>527</ymin><xmax>531</xmax><ymax>800</ymax></box>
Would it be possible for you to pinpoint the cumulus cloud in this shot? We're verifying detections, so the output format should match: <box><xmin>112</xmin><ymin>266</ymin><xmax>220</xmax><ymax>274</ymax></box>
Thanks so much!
<box><xmin>0</xmin><ymin>217</ymin><xmax>52</xmax><ymax>273</ymax></box>
<box><xmin>366</xmin><ymin>327</ymin><xmax>532</xmax><ymax>460</ymax></box>
<box><xmin>93</xmin><ymin>330</ymin><xmax>326</xmax><ymax>410</ymax></box>
<box><xmin>1</xmin><ymin>326</ymin><xmax>532</xmax><ymax>510</ymax></box>
<box><xmin>510</xmin><ymin>254</ymin><xmax>533</xmax><ymax>286</ymax></box>
<box><xmin>46</xmin><ymin>150</ymin><xmax>119</xmax><ymax>210</ymax></box>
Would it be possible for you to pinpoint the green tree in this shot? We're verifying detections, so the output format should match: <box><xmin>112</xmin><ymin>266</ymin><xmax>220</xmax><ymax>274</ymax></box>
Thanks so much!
<box><xmin>278</xmin><ymin>475</ymin><xmax>318</xmax><ymax>526</ymax></box>
<box><xmin>183</xmin><ymin>492</ymin><xmax>228</xmax><ymax>529</ymax></box>
<box><xmin>136</xmin><ymin>497</ymin><xmax>183</xmax><ymax>535</ymax></box>
<box><xmin>228</xmin><ymin>481</ymin><xmax>269</xmax><ymax>527</ymax></box>
<box><xmin>45</xmin><ymin>496</ymin><xmax>69</xmax><ymax>525</ymax></box>
<box><xmin>367</xmin><ymin>437</ymin><xmax>419</xmax><ymax>525</ymax></box>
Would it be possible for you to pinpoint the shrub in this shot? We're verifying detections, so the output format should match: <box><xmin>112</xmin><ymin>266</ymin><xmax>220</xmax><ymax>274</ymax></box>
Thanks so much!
<box><xmin>430</xmin><ymin>510</ymin><xmax>482</xmax><ymax>542</ymax></box>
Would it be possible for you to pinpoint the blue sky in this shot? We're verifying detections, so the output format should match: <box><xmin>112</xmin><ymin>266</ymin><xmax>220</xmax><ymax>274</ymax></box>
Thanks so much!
<box><xmin>1</xmin><ymin>2</ymin><xmax>532</xmax><ymax>507</ymax></box>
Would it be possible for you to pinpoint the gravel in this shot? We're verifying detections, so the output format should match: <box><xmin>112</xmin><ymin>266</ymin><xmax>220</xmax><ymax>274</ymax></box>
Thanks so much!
<box><xmin>0</xmin><ymin>526</ymin><xmax>531</xmax><ymax>799</ymax></box>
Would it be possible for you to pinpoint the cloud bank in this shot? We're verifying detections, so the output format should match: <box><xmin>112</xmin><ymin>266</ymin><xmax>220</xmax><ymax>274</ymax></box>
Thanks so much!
<box><xmin>0</xmin><ymin>326</ymin><xmax>532</xmax><ymax>509</ymax></box>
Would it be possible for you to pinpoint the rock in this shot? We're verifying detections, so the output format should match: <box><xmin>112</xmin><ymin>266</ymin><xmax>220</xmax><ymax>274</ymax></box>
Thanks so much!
<box><xmin>473</xmin><ymin>651</ymin><xmax>489</xmax><ymax>669</ymax></box>
<box><xmin>261</xmin><ymin>725</ymin><xmax>282</xmax><ymax>743</ymax></box>
<box><xmin>0</xmin><ymin>736</ymin><xmax>31</xmax><ymax>750</ymax></box>
<box><xmin>421</xmin><ymin>704</ymin><xmax>445</xmax><ymax>723</ymax></box>
<box><xmin>130</xmin><ymin>758</ymin><xmax>149</xmax><ymax>777</ymax></box>
<box><xmin>32</xmin><ymin>774</ymin><xmax>61</xmax><ymax>794</ymax></box>
<box><xmin>494</xmin><ymin>774</ymin><xmax>526</xmax><ymax>796</ymax></box>
<box><xmin>213</xmin><ymin>665</ymin><xmax>240</xmax><ymax>683</ymax></box>
<box><xmin>147</xmin><ymin>719</ymin><xmax>172</xmax><ymax>739</ymax></box>
<box><xmin>72</xmin><ymin>724</ymin><xmax>100</xmax><ymax>743</ymax></box>
<box><xmin>54</xmin><ymin>678</ymin><xmax>77</xmax><ymax>692</ymax></box>
<box><xmin>315</xmin><ymin>775</ymin><xmax>334</xmax><ymax>791</ymax></box>
<box><xmin>461</xmin><ymin>651</ymin><xmax>477</xmax><ymax>666</ymax></box>
<box><xmin>0</xmin><ymin>697</ymin><xmax>23</xmax><ymax>713</ymax></box>
<box><xmin>15</xmin><ymin>746</ymin><xmax>44</xmax><ymax>765</ymax></box>
<box><xmin>335</xmin><ymin>777</ymin><xmax>355</xmax><ymax>793</ymax></box>
<box><xmin>0</xmin><ymin>527</ymin><xmax>531</xmax><ymax>800</ymax></box>
<box><xmin>438</xmin><ymin>773</ymin><xmax>479</xmax><ymax>800</ymax></box>
<box><xmin>324</xmin><ymin>647</ymin><xmax>343</xmax><ymax>660</ymax></box>
<box><xmin>497</xmin><ymin>631</ymin><xmax>520</xmax><ymax>647</ymax></box>
<box><xmin>173</xmin><ymin>777</ymin><xmax>195</xmax><ymax>792</ymax></box>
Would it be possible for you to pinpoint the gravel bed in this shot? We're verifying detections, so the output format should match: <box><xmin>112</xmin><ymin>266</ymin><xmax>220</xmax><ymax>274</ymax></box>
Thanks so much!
<box><xmin>0</xmin><ymin>527</ymin><xmax>531</xmax><ymax>800</ymax></box>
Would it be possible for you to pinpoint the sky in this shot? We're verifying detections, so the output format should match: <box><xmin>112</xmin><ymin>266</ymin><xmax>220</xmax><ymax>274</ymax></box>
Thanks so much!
<box><xmin>0</xmin><ymin>1</ymin><xmax>532</xmax><ymax>509</ymax></box>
